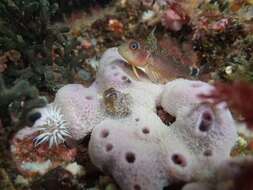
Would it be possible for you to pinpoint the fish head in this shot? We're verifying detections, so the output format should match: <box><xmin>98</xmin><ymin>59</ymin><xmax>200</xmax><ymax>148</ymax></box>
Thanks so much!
<box><xmin>118</xmin><ymin>40</ymin><xmax>151</xmax><ymax>67</ymax></box>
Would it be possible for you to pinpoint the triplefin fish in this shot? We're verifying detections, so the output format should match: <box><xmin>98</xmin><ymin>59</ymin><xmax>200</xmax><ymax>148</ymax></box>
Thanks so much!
<box><xmin>118</xmin><ymin>40</ymin><xmax>199</xmax><ymax>84</ymax></box>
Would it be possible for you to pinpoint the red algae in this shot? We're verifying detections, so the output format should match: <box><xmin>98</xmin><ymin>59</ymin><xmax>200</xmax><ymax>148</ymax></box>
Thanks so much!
<box><xmin>11</xmin><ymin>130</ymin><xmax>77</xmax><ymax>177</ymax></box>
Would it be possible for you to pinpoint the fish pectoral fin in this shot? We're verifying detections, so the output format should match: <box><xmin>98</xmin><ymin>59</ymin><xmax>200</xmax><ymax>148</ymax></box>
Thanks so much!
<box><xmin>145</xmin><ymin>69</ymin><xmax>162</xmax><ymax>83</ymax></box>
<box><xmin>132</xmin><ymin>65</ymin><xmax>141</xmax><ymax>80</ymax></box>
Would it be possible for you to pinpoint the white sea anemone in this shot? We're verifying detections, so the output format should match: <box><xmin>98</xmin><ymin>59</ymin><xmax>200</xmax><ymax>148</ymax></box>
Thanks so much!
<box><xmin>33</xmin><ymin>104</ymin><xmax>72</xmax><ymax>148</ymax></box>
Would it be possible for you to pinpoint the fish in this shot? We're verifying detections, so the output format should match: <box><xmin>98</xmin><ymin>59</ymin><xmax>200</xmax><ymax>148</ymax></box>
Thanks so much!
<box><xmin>118</xmin><ymin>39</ymin><xmax>199</xmax><ymax>84</ymax></box>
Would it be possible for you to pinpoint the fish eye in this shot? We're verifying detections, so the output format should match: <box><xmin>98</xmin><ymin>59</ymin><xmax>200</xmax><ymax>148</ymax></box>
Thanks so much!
<box><xmin>129</xmin><ymin>41</ymin><xmax>140</xmax><ymax>50</ymax></box>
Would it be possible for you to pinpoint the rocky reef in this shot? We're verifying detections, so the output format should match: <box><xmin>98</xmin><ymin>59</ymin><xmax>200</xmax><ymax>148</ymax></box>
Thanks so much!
<box><xmin>1</xmin><ymin>0</ymin><xmax>253</xmax><ymax>189</ymax></box>
<box><xmin>12</xmin><ymin>47</ymin><xmax>238</xmax><ymax>190</ymax></box>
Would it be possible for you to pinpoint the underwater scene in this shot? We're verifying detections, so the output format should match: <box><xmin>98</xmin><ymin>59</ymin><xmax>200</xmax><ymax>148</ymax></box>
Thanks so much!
<box><xmin>1</xmin><ymin>0</ymin><xmax>253</xmax><ymax>189</ymax></box>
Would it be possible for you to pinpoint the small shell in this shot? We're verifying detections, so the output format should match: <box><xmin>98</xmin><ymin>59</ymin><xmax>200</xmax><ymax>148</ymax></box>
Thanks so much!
<box><xmin>103</xmin><ymin>88</ymin><xmax>132</xmax><ymax>117</ymax></box>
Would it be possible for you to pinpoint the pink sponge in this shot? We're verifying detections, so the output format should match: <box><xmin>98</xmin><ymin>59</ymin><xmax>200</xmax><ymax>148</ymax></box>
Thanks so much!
<box><xmin>28</xmin><ymin>48</ymin><xmax>237</xmax><ymax>190</ymax></box>
<box><xmin>88</xmin><ymin>76</ymin><xmax>237</xmax><ymax>190</ymax></box>
<box><xmin>54</xmin><ymin>84</ymin><xmax>104</xmax><ymax>140</ymax></box>
<box><xmin>160</xmin><ymin>79</ymin><xmax>237</xmax><ymax>164</ymax></box>
<box><xmin>89</xmin><ymin>111</ymin><xmax>170</xmax><ymax>190</ymax></box>
<box><xmin>160</xmin><ymin>79</ymin><xmax>214</xmax><ymax>116</ymax></box>
<box><xmin>96</xmin><ymin>48</ymin><xmax>134</xmax><ymax>92</ymax></box>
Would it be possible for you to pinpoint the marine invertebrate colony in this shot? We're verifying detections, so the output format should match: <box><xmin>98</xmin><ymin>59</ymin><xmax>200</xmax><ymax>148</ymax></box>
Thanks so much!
<box><xmin>24</xmin><ymin>47</ymin><xmax>237</xmax><ymax>190</ymax></box>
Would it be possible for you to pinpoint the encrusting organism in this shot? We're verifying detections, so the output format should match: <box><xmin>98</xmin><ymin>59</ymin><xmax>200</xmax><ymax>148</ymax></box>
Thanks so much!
<box><xmin>22</xmin><ymin>47</ymin><xmax>237</xmax><ymax>190</ymax></box>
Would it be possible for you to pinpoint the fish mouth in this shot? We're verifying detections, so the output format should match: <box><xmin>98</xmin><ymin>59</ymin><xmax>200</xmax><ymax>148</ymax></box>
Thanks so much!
<box><xmin>116</xmin><ymin>46</ymin><xmax>151</xmax><ymax>66</ymax></box>
<box><xmin>115</xmin><ymin>47</ymin><xmax>149</xmax><ymax>80</ymax></box>
<box><xmin>143</xmin><ymin>52</ymin><xmax>152</xmax><ymax>66</ymax></box>
<box><xmin>113</xmin><ymin>50</ymin><xmax>140</xmax><ymax>79</ymax></box>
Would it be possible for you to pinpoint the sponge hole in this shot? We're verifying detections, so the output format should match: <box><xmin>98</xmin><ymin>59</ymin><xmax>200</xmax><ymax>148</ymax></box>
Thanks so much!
<box><xmin>171</xmin><ymin>154</ymin><xmax>187</xmax><ymax>167</ymax></box>
<box><xmin>199</xmin><ymin>111</ymin><xmax>213</xmax><ymax>132</ymax></box>
<box><xmin>121</xmin><ymin>76</ymin><xmax>128</xmax><ymax>81</ymax></box>
<box><xmin>121</xmin><ymin>75</ymin><xmax>132</xmax><ymax>84</ymax></box>
<box><xmin>105</xmin><ymin>143</ymin><xmax>113</xmax><ymax>152</ymax></box>
<box><xmin>203</xmin><ymin>111</ymin><xmax>213</xmax><ymax>122</ymax></box>
<box><xmin>85</xmin><ymin>96</ymin><xmax>93</xmax><ymax>100</ymax></box>
<box><xmin>126</xmin><ymin>152</ymin><xmax>136</xmax><ymax>163</ymax></box>
<box><xmin>199</xmin><ymin>121</ymin><xmax>211</xmax><ymax>132</ymax></box>
<box><xmin>134</xmin><ymin>184</ymin><xmax>141</xmax><ymax>190</ymax></box>
<box><xmin>142</xmin><ymin>127</ymin><xmax>150</xmax><ymax>134</ymax></box>
<box><xmin>203</xmin><ymin>149</ymin><xmax>212</xmax><ymax>157</ymax></box>
<box><xmin>100</xmin><ymin>129</ymin><xmax>109</xmax><ymax>138</ymax></box>
<box><xmin>111</xmin><ymin>65</ymin><xmax>116</xmax><ymax>70</ymax></box>
<box><xmin>113</xmin><ymin>73</ymin><xmax>119</xmax><ymax>77</ymax></box>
